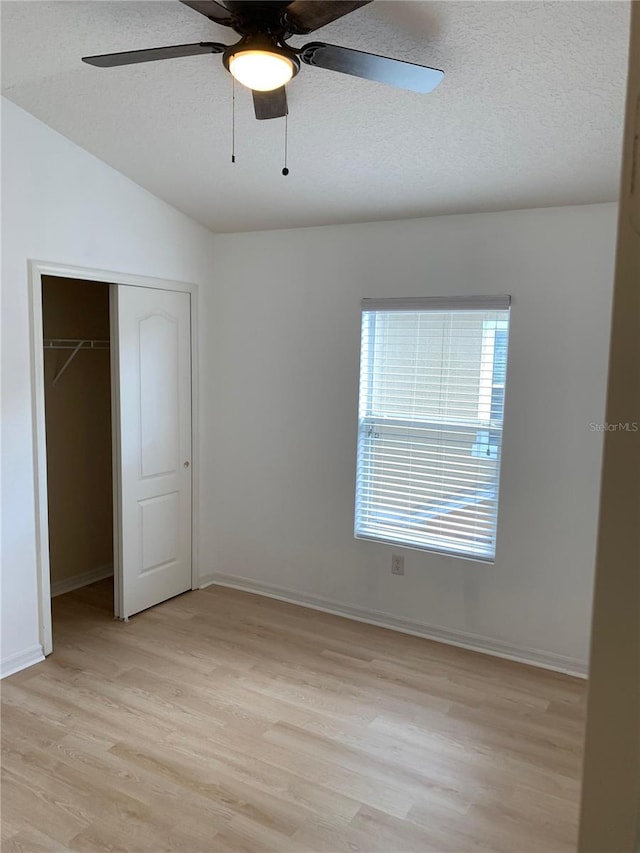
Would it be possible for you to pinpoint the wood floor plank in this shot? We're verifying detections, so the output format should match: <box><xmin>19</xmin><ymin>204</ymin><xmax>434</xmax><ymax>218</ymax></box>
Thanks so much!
<box><xmin>47</xmin><ymin>732</ymin><xmax>236</xmax><ymax>835</ymax></box>
<box><xmin>1</xmin><ymin>579</ymin><xmax>586</xmax><ymax>851</ymax></box>
<box><xmin>3</xmin><ymin>825</ymin><xmax>72</xmax><ymax>853</ymax></box>
<box><xmin>1</xmin><ymin>766</ymin><xmax>90</xmax><ymax>846</ymax></box>
<box><xmin>163</xmin><ymin>730</ymin><xmax>362</xmax><ymax>825</ymax></box>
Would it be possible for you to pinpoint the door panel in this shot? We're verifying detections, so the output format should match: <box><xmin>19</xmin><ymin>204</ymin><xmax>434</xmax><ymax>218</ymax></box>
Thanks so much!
<box><xmin>139</xmin><ymin>313</ymin><xmax>179</xmax><ymax>477</ymax></box>
<box><xmin>115</xmin><ymin>286</ymin><xmax>192</xmax><ymax>618</ymax></box>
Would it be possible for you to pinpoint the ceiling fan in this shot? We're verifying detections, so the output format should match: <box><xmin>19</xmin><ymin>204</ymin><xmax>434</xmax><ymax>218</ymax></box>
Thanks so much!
<box><xmin>82</xmin><ymin>1</ymin><xmax>444</xmax><ymax>121</ymax></box>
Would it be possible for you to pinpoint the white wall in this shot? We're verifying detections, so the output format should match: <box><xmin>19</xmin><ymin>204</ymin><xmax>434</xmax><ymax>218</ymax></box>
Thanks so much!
<box><xmin>205</xmin><ymin>204</ymin><xmax>617</xmax><ymax>674</ymax></box>
<box><xmin>0</xmin><ymin>99</ymin><xmax>216</xmax><ymax>677</ymax></box>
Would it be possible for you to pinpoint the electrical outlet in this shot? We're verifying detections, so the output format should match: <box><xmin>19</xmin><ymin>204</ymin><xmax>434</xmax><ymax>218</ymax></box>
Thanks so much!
<box><xmin>391</xmin><ymin>554</ymin><xmax>404</xmax><ymax>575</ymax></box>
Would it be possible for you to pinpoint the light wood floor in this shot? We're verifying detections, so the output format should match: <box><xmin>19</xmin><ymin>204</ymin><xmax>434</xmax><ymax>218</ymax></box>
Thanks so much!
<box><xmin>1</xmin><ymin>580</ymin><xmax>586</xmax><ymax>852</ymax></box>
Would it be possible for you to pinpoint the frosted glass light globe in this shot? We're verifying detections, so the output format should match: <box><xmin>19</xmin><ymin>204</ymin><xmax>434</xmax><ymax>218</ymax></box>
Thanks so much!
<box><xmin>228</xmin><ymin>50</ymin><xmax>294</xmax><ymax>92</ymax></box>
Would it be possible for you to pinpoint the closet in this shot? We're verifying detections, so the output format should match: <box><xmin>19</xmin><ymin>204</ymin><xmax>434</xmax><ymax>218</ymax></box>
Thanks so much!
<box><xmin>42</xmin><ymin>276</ymin><xmax>114</xmax><ymax>602</ymax></box>
<box><xmin>38</xmin><ymin>271</ymin><xmax>194</xmax><ymax>643</ymax></box>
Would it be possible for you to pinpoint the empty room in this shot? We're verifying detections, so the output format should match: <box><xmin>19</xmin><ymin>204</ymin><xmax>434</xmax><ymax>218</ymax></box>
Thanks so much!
<box><xmin>1</xmin><ymin>1</ymin><xmax>639</xmax><ymax>851</ymax></box>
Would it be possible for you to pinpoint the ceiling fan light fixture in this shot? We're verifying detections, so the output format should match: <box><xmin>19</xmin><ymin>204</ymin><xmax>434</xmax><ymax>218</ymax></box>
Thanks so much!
<box><xmin>228</xmin><ymin>49</ymin><xmax>295</xmax><ymax>92</ymax></box>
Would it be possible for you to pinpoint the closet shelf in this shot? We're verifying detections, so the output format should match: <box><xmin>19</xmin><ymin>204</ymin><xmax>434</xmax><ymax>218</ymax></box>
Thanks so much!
<box><xmin>43</xmin><ymin>338</ymin><xmax>110</xmax><ymax>386</ymax></box>
<box><xmin>44</xmin><ymin>338</ymin><xmax>110</xmax><ymax>349</ymax></box>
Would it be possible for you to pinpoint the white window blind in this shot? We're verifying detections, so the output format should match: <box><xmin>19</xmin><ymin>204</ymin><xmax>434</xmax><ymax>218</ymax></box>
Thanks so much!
<box><xmin>355</xmin><ymin>296</ymin><xmax>511</xmax><ymax>561</ymax></box>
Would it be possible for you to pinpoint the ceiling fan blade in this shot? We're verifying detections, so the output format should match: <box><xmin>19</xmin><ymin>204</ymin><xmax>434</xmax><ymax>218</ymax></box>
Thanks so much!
<box><xmin>179</xmin><ymin>0</ymin><xmax>237</xmax><ymax>27</ymax></box>
<box><xmin>82</xmin><ymin>42</ymin><xmax>226</xmax><ymax>68</ymax></box>
<box><xmin>283</xmin><ymin>1</ymin><xmax>371</xmax><ymax>34</ymax></box>
<box><xmin>300</xmin><ymin>42</ymin><xmax>444</xmax><ymax>93</ymax></box>
<box><xmin>253</xmin><ymin>87</ymin><xmax>288</xmax><ymax>120</ymax></box>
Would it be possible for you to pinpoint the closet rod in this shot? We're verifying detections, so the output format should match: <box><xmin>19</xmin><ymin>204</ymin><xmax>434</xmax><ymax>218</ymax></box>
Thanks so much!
<box><xmin>43</xmin><ymin>339</ymin><xmax>110</xmax><ymax>386</ymax></box>
<box><xmin>43</xmin><ymin>338</ymin><xmax>110</xmax><ymax>349</ymax></box>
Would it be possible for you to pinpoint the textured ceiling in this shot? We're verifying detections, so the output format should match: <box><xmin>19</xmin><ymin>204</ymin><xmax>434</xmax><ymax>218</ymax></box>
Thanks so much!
<box><xmin>1</xmin><ymin>0</ymin><xmax>630</xmax><ymax>233</ymax></box>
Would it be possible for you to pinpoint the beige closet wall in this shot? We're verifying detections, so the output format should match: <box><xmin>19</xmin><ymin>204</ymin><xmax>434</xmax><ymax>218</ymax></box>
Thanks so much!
<box><xmin>43</xmin><ymin>277</ymin><xmax>113</xmax><ymax>586</ymax></box>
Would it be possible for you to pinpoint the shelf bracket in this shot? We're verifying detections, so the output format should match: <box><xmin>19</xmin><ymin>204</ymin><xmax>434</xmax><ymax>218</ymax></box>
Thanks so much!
<box><xmin>52</xmin><ymin>340</ymin><xmax>85</xmax><ymax>386</ymax></box>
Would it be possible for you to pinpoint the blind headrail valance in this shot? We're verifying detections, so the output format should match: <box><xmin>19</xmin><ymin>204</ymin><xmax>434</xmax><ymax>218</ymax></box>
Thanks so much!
<box><xmin>361</xmin><ymin>295</ymin><xmax>511</xmax><ymax>313</ymax></box>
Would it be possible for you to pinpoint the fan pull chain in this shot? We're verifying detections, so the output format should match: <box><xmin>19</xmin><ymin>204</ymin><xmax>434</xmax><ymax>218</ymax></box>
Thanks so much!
<box><xmin>282</xmin><ymin>111</ymin><xmax>289</xmax><ymax>176</ymax></box>
<box><xmin>231</xmin><ymin>76</ymin><xmax>236</xmax><ymax>164</ymax></box>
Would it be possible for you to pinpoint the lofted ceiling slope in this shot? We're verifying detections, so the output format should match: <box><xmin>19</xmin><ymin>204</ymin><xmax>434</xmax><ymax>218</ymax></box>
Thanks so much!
<box><xmin>1</xmin><ymin>0</ymin><xmax>631</xmax><ymax>233</ymax></box>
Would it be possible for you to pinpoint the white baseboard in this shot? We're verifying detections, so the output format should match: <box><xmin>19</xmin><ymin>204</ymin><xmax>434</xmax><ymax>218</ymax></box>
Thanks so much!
<box><xmin>200</xmin><ymin>572</ymin><xmax>588</xmax><ymax>679</ymax></box>
<box><xmin>51</xmin><ymin>564</ymin><xmax>113</xmax><ymax>597</ymax></box>
<box><xmin>1</xmin><ymin>644</ymin><xmax>45</xmax><ymax>679</ymax></box>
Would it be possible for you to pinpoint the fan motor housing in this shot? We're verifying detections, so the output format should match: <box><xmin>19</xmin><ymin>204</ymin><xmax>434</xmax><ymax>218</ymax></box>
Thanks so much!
<box><xmin>224</xmin><ymin>2</ymin><xmax>297</xmax><ymax>38</ymax></box>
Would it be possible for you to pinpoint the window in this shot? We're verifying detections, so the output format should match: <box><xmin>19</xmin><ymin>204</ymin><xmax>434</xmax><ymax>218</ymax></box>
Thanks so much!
<box><xmin>355</xmin><ymin>296</ymin><xmax>511</xmax><ymax>561</ymax></box>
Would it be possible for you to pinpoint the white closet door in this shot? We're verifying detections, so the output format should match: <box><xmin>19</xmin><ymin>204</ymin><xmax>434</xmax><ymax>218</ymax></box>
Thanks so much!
<box><xmin>114</xmin><ymin>285</ymin><xmax>192</xmax><ymax>619</ymax></box>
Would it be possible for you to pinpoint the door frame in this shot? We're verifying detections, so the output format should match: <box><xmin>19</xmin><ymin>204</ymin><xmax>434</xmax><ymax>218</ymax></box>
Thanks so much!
<box><xmin>28</xmin><ymin>260</ymin><xmax>200</xmax><ymax>655</ymax></box>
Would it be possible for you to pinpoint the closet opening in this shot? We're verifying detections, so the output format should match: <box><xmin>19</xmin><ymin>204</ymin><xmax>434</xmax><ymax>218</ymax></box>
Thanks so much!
<box><xmin>42</xmin><ymin>276</ymin><xmax>115</xmax><ymax>630</ymax></box>
<box><xmin>31</xmin><ymin>261</ymin><xmax>198</xmax><ymax>655</ymax></box>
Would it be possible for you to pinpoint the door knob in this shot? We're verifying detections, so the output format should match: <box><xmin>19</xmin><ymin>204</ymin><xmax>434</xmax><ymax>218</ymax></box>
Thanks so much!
<box><xmin>184</xmin><ymin>461</ymin><xmax>190</xmax><ymax>468</ymax></box>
